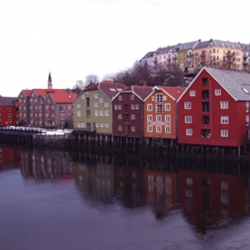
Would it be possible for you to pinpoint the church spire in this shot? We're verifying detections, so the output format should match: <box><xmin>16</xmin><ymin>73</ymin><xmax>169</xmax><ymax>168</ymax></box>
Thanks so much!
<box><xmin>48</xmin><ymin>72</ymin><xmax>52</xmax><ymax>89</ymax></box>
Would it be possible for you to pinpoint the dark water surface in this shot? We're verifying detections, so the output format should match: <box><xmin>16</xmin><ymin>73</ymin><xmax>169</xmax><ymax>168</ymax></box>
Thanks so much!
<box><xmin>0</xmin><ymin>147</ymin><xmax>250</xmax><ymax>250</ymax></box>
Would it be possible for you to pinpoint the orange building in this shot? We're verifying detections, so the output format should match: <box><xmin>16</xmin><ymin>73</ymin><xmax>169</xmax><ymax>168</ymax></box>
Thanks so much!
<box><xmin>144</xmin><ymin>86</ymin><xmax>184</xmax><ymax>139</ymax></box>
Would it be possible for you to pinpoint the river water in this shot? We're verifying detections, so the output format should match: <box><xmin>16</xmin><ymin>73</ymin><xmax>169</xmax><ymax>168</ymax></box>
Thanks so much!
<box><xmin>0</xmin><ymin>146</ymin><xmax>250</xmax><ymax>250</ymax></box>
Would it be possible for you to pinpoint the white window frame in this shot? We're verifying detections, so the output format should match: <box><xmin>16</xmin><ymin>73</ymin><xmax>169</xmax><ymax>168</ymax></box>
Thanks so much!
<box><xmin>165</xmin><ymin>115</ymin><xmax>171</xmax><ymax>122</ymax></box>
<box><xmin>221</xmin><ymin>129</ymin><xmax>228</xmax><ymax>137</ymax></box>
<box><xmin>220</xmin><ymin>101</ymin><xmax>228</xmax><ymax>109</ymax></box>
<box><xmin>156</xmin><ymin>115</ymin><xmax>161</xmax><ymax>122</ymax></box>
<box><xmin>189</xmin><ymin>90</ymin><xmax>196</xmax><ymax>97</ymax></box>
<box><xmin>147</xmin><ymin>104</ymin><xmax>152</xmax><ymax>111</ymax></box>
<box><xmin>184</xmin><ymin>102</ymin><xmax>192</xmax><ymax>109</ymax></box>
<box><xmin>215</xmin><ymin>89</ymin><xmax>221</xmax><ymax>96</ymax></box>
<box><xmin>156</xmin><ymin>126</ymin><xmax>162</xmax><ymax>133</ymax></box>
<box><xmin>131</xmin><ymin>114</ymin><xmax>136</xmax><ymax>120</ymax></box>
<box><xmin>147</xmin><ymin>125</ymin><xmax>153</xmax><ymax>132</ymax></box>
<box><xmin>165</xmin><ymin>126</ymin><xmax>171</xmax><ymax>133</ymax></box>
<box><xmin>147</xmin><ymin>115</ymin><xmax>152</xmax><ymax>121</ymax></box>
<box><xmin>185</xmin><ymin>116</ymin><xmax>192</xmax><ymax>123</ymax></box>
<box><xmin>221</xmin><ymin>116</ymin><xmax>229</xmax><ymax>124</ymax></box>
<box><xmin>186</xmin><ymin>129</ymin><xmax>193</xmax><ymax>136</ymax></box>
<box><xmin>165</xmin><ymin>103</ymin><xmax>171</xmax><ymax>111</ymax></box>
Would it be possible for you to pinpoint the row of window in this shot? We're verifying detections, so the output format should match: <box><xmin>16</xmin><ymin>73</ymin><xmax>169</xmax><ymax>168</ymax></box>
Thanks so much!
<box><xmin>77</xmin><ymin>122</ymin><xmax>110</xmax><ymax>129</ymax></box>
<box><xmin>184</xmin><ymin>101</ymin><xmax>229</xmax><ymax>109</ymax></box>
<box><xmin>186</xmin><ymin>129</ymin><xmax>229</xmax><ymax>137</ymax></box>
<box><xmin>184</xmin><ymin>115</ymin><xmax>230</xmax><ymax>124</ymax></box>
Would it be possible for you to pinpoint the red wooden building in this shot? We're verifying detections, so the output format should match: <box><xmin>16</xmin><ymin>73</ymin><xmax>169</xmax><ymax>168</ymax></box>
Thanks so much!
<box><xmin>0</xmin><ymin>96</ymin><xmax>18</xmax><ymax>126</ymax></box>
<box><xmin>178</xmin><ymin>67</ymin><xmax>250</xmax><ymax>147</ymax></box>
<box><xmin>113</xmin><ymin>86</ymin><xmax>153</xmax><ymax>137</ymax></box>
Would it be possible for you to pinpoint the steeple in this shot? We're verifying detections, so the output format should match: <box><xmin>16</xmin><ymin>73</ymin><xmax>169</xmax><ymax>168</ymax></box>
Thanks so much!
<box><xmin>48</xmin><ymin>72</ymin><xmax>52</xmax><ymax>89</ymax></box>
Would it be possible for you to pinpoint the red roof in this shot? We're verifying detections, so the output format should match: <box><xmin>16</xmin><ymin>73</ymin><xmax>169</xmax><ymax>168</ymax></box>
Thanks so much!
<box><xmin>49</xmin><ymin>92</ymin><xmax>77</xmax><ymax>104</ymax></box>
<box><xmin>158</xmin><ymin>86</ymin><xmax>185</xmax><ymax>100</ymax></box>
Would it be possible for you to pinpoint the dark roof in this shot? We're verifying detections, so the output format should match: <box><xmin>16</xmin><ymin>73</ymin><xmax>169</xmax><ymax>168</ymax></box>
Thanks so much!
<box><xmin>0</xmin><ymin>97</ymin><xmax>17</xmax><ymax>106</ymax></box>
<box><xmin>203</xmin><ymin>67</ymin><xmax>250</xmax><ymax>101</ymax></box>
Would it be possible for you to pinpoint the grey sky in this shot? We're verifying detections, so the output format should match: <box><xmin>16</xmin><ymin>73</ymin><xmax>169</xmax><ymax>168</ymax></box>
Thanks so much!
<box><xmin>0</xmin><ymin>0</ymin><xmax>249</xmax><ymax>96</ymax></box>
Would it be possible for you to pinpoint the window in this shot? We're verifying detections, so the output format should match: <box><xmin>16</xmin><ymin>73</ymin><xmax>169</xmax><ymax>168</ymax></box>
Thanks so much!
<box><xmin>118</xmin><ymin>125</ymin><xmax>122</xmax><ymax>131</ymax></box>
<box><xmin>246</xmin><ymin>115</ymin><xmax>249</xmax><ymax>126</ymax></box>
<box><xmin>131</xmin><ymin>126</ymin><xmax>136</xmax><ymax>132</ymax></box>
<box><xmin>130</xmin><ymin>94</ymin><xmax>135</xmax><ymax>100</ymax></box>
<box><xmin>202</xmin><ymin>90</ymin><xmax>209</xmax><ymax>99</ymax></box>
<box><xmin>59</xmin><ymin>105</ymin><xmax>65</xmax><ymax>112</ymax></box>
<box><xmin>156</xmin><ymin>126</ymin><xmax>162</xmax><ymax>133</ymax></box>
<box><xmin>165</xmin><ymin>115</ymin><xmax>171</xmax><ymax>122</ymax></box>
<box><xmin>60</xmin><ymin>113</ymin><xmax>65</xmax><ymax>120</ymax></box>
<box><xmin>147</xmin><ymin>104</ymin><xmax>153</xmax><ymax>111</ymax></box>
<box><xmin>77</xmin><ymin>111</ymin><xmax>81</xmax><ymax>117</ymax></box>
<box><xmin>135</xmin><ymin>104</ymin><xmax>139</xmax><ymax>110</ymax></box>
<box><xmin>156</xmin><ymin>94</ymin><xmax>163</xmax><ymax>103</ymax></box>
<box><xmin>156</xmin><ymin>104</ymin><xmax>163</xmax><ymax>113</ymax></box>
<box><xmin>148</xmin><ymin>125</ymin><xmax>153</xmax><ymax>132</ymax></box>
<box><xmin>81</xmin><ymin>94</ymin><xmax>85</xmax><ymax>100</ymax></box>
<box><xmin>131</xmin><ymin>114</ymin><xmax>136</xmax><ymax>120</ymax></box>
<box><xmin>246</xmin><ymin>102</ymin><xmax>249</xmax><ymax>113</ymax></box>
<box><xmin>99</xmin><ymin>98</ymin><xmax>104</xmax><ymax>103</ymax></box>
<box><xmin>165</xmin><ymin>126</ymin><xmax>171</xmax><ymax>133</ymax></box>
<box><xmin>7</xmin><ymin>108</ymin><xmax>11</xmax><ymax>112</ymax></box>
<box><xmin>185</xmin><ymin>116</ymin><xmax>192</xmax><ymax>123</ymax></box>
<box><xmin>94</xmin><ymin>102</ymin><xmax>99</xmax><ymax>107</ymax></box>
<box><xmin>118</xmin><ymin>114</ymin><xmax>122</xmax><ymax>119</ymax></box>
<box><xmin>86</xmin><ymin>110</ymin><xmax>91</xmax><ymax>118</ymax></box>
<box><xmin>104</xmin><ymin>102</ymin><xmax>109</xmax><ymax>107</ymax></box>
<box><xmin>131</xmin><ymin>104</ymin><xmax>135</xmax><ymax>110</ymax></box>
<box><xmin>202</xmin><ymin>102</ymin><xmax>209</xmax><ymax>112</ymax></box>
<box><xmin>221</xmin><ymin>116</ymin><xmax>229</xmax><ymax>124</ymax></box>
<box><xmin>7</xmin><ymin>113</ymin><xmax>11</xmax><ymax>117</ymax></box>
<box><xmin>118</xmin><ymin>95</ymin><xmax>122</xmax><ymax>101</ymax></box>
<box><xmin>202</xmin><ymin>116</ymin><xmax>210</xmax><ymax>124</ymax></box>
<box><xmin>184</xmin><ymin>102</ymin><xmax>191</xmax><ymax>109</ymax></box>
<box><xmin>186</xmin><ymin>178</ymin><xmax>193</xmax><ymax>186</ymax></box>
<box><xmin>221</xmin><ymin>130</ymin><xmax>228</xmax><ymax>137</ymax></box>
<box><xmin>86</xmin><ymin>97</ymin><xmax>90</xmax><ymax>107</ymax></box>
<box><xmin>147</xmin><ymin>115</ymin><xmax>152</xmax><ymax>121</ymax></box>
<box><xmin>94</xmin><ymin>93</ymin><xmax>99</xmax><ymax>99</ymax></box>
<box><xmin>186</xmin><ymin>129</ymin><xmax>193</xmax><ymax>136</ymax></box>
<box><xmin>95</xmin><ymin>110</ymin><xmax>99</xmax><ymax>116</ymax></box>
<box><xmin>105</xmin><ymin>123</ymin><xmax>109</xmax><ymax>128</ymax></box>
<box><xmin>220</xmin><ymin>101</ymin><xmax>228</xmax><ymax>109</ymax></box>
<box><xmin>114</xmin><ymin>105</ymin><xmax>118</xmax><ymax>110</ymax></box>
<box><xmin>156</xmin><ymin>115</ymin><xmax>161</xmax><ymax>122</ymax></box>
<box><xmin>105</xmin><ymin>110</ymin><xmax>109</xmax><ymax>116</ymax></box>
<box><xmin>100</xmin><ymin>110</ymin><xmax>104</xmax><ymax>116</ymax></box>
<box><xmin>202</xmin><ymin>78</ymin><xmax>208</xmax><ymax>86</ymax></box>
<box><xmin>165</xmin><ymin>103</ymin><xmax>171</xmax><ymax>111</ymax></box>
<box><xmin>189</xmin><ymin>90</ymin><xmax>196</xmax><ymax>97</ymax></box>
<box><xmin>215</xmin><ymin>89</ymin><xmax>221</xmax><ymax>96</ymax></box>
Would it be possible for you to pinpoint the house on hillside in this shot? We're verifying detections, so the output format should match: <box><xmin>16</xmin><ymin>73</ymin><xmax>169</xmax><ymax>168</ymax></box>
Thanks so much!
<box><xmin>44</xmin><ymin>91</ymin><xmax>77</xmax><ymax>128</ymax></box>
<box><xmin>177</xmin><ymin>67</ymin><xmax>250</xmax><ymax>147</ymax></box>
<box><xmin>144</xmin><ymin>86</ymin><xmax>184</xmax><ymax>141</ymax></box>
<box><xmin>0</xmin><ymin>96</ymin><xmax>18</xmax><ymax>126</ymax></box>
<box><xmin>73</xmin><ymin>81</ymin><xmax>127</xmax><ymax>133</ymax></box>
<box><xmin>112</xmin><ymin>86</ymin><xmax>153</xmax><ymax>137</ymax></box>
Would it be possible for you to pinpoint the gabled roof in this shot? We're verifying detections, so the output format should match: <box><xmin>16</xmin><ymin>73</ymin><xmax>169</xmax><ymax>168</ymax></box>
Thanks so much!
<box><xmin>207</xmin><ymin>39</ymin><xmax>241</xmax><ymax>49</ymax></box>
<box><xmin>120</xmin><ymin>86</ymin><xmax>153</xmax><ymax>101</ymax></box>
<box><xmin>0</xmin><ymin>97</ymin><xmax>17</xmax><ymax>106</ymax></box>
<box><xmin>84</xmin><ymin>81</ymin><xmax>127</xmax><ymax>99</ymax></box>
<box><xmin>178</xmin><ymin>67</ymin><xmax>250</xmax><ymax>102</ymax></box>
<box><xmin>32</xmin><ymin>89</ymin><xmax>67</xmax><ymax>98</ymax></box>
<box><xmin>194</xmin><ymin>40</ymin><xmax>212</xmax><ymax>50</ymax></box>
<box><xmin>159</xmin><ymin>86</ymin><xmax>185</xmax><ymax>100</ymax></box>
<box><xmin>19</xmin><ymin>89</ymin><xmax>32</xmax><ymax>97</ymax></box>
<box><xmin>49</xmin><ymin>92</ymin><xmax>77</xmax><ymax>104</ymax></box>
<box><xmin>174</xmin><ymin>40</ymin><xmax>200</xmax><ymax>51</ymax></box>
<box><xmin>155</xmin><ymin>45</ymin><xmax>176</xmax><ymax>55</ymax></box>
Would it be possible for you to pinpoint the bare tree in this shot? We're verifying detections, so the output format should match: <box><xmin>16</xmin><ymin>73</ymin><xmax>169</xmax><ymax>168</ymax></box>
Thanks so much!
<box><xmin>85</xmin><ymin>74</ymin><xmax>99</xmax><ymax>86</ymax></box>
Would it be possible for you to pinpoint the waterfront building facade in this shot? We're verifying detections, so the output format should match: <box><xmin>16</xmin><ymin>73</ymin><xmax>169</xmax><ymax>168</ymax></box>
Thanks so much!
<box><xmin>113</xmin><ymin>86</ymin><xmax>152</xmax><ymax>137</ymax></box>
<box><xmin>177</xmin><ymin>67</ymin><xmax>250</xmax><ymax>146</ymax></box>
<box><xmin>0</xmin><ymin>96</ymin><xmax>18</xmax><ymax>126</ymax></box>
<box><xmin>144</xmin><ymin>86</ymin><xmax>184</xmax><ymax>139</ymax></box>
<box><xmin>73</xmin><ymin>81</ymin><xmax>127</xmax><ymax>133</ymax></box>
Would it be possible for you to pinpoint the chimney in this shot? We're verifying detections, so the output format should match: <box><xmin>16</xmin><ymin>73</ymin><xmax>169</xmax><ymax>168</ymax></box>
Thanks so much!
<box><xmin>48</xmin><ymin>72</ymin><xmax>52</xmax><ymax>89</ymax></box>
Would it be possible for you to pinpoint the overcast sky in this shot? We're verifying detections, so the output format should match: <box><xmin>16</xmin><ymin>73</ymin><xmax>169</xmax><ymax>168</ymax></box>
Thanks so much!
<box><xmin>0</xmin><ymin>0</ymin><xmax>249</xmax><ymax>97</ymax></box>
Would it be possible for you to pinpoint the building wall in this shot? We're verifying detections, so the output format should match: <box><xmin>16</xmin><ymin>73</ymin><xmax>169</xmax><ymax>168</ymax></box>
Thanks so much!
<box><xmin>73</xmin><ymin>90</ymin><xmax>113</xmax><ymax>134</ymax></box>
<box><xmin>113</xmin><ymin>92</ymin><xmax>144</xmax><ymax>137</ymax></box>
<box><xmin>144</xmin><ymin>90</ymin><xmax>177</xmax><ymax>139</ymax></box>
<box><xmin>178</xmin><ymin>70</ymin><xmax>249</xmax><ymax>146</ymax></box>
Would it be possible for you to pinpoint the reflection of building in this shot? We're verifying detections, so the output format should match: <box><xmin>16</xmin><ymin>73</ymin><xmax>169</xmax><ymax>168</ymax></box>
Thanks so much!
<box><xmin>114</xmin><ymin>167</ymin><xmax>145</xmax><ymax>208</ymax></box>
<box><xmin>0</xmin><ymin>147</ymin><xmax>19</xmax><ymax>171</ymax></box>
<box><xmin>145</xmin><ymin>169</ymin><xmax>177</xmax><ymax>219</ymax></box>
<box><xmin>179</xmin><ymin>169</ymin><xmax>248</xmax><ymax>234</ymax></box>
<box><xmin>75</xmin><ymin>162</ymin><xmax>114</xmax><ymax>204</ymax></box>
<box><xmin>19</xmin><ymin>150</ymin><xmax>74</xmax><ymax>179</ymax></box>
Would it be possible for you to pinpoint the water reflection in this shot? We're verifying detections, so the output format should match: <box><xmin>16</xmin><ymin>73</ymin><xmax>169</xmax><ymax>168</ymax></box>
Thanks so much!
<box><xmin>1</xmin><ymin>146</ymin><xmax>250</xmax><ymax>249</ymax></box>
